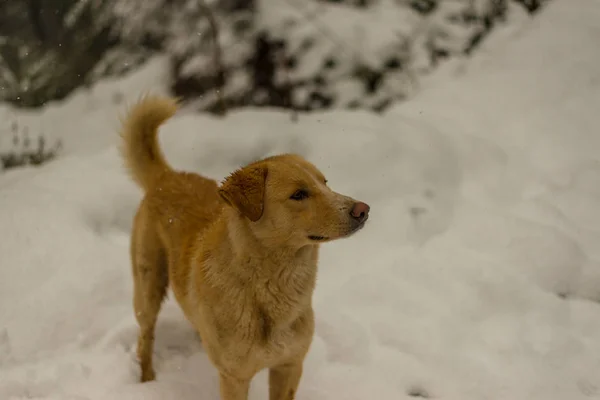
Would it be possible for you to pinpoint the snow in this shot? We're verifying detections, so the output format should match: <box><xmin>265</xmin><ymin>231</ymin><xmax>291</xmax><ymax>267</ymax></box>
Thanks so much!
<box><xmin>2</xmin><ymin>0</ymin><xmax>600</xmax><ymax>399</ymax></box>
<box><xmin>0</xmin><ymin>56</ymin><xmax>172</xmax><ymax>158</ymax></box>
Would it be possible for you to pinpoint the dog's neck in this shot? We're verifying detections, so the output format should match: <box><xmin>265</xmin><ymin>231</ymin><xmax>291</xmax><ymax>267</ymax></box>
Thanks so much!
<box><xmin>221</xmin><ymin>209</ymin><xmax>319</xmax><ymax>280</ymax></box>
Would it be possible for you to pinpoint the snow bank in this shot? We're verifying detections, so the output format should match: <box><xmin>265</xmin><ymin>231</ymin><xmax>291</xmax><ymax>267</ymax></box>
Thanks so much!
<box><xmin>0</xmin><ymin>56</ymin><xmax>171</xmax><ymax>158</ymax></box>
<box><xmin>1</xmin><ymin>0</ymin><xmax>600</xmax><ymax>399</ymax></box>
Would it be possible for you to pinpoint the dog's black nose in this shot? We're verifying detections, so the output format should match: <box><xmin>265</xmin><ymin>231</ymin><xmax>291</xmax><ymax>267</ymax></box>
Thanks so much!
<box><xmin>350</xmin><ymin>201</ymin><xmax>370</xmax><ymax>223</ymax></box>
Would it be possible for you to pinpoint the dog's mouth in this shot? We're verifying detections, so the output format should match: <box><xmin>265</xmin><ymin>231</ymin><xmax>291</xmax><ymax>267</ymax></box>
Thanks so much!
<box><xmin>308</xmin><ymin>235</ymin><xmax>328</xmax><ymax>241</ymax></box>
<box><xmin>349</xmin><ymin>219</ymin><xmax>367</xmax><ymax>234</ymax></box>
<box><xmin>308</xmin><ymin>220</ymin><xmax>367</xmax><ymax>242</ymax></box>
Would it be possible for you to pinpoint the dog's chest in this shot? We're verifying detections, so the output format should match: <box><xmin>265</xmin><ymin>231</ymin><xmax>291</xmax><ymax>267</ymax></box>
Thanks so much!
<box><xmin>251</xmin><ymin>301</ymin><xmax>314</xmax><ymax>364</ymax></box>
<box><xmin>248</xmin><ymin>274</ymin><xmax>314</xmax><ymax>353</ymax></box>
<box><xmin>197</xmin><ymin>252</ymin><xmax>318</xmax><ymax>369</ymax></box>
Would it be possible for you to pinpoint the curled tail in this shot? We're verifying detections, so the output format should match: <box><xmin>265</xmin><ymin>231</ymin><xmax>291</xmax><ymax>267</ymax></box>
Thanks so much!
<box><xmin>119</xmin><ymin>95</ymin><xmax>179</xmax><ymax>191</ymax></box>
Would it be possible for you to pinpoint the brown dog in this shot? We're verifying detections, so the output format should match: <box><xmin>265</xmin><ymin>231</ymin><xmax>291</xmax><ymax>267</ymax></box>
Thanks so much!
<box><xmin>119</xmin><ymin>95</ymin><xmax>370</xmax><ymax>400</ymax></box>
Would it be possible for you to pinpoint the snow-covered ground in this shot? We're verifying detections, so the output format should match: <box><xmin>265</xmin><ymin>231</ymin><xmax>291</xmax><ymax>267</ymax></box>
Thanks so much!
<box><xmin>1</xmin><ymin>0</ymin><xmax>600</xmax><ymax>399</ymax></box>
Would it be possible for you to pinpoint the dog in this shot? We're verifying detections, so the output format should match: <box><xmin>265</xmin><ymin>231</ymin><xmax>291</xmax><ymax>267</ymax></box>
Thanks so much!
<box><xmin>119</xmin><ymin>95</ymin><xmax>370</xmax><ymax>400</ymax></box>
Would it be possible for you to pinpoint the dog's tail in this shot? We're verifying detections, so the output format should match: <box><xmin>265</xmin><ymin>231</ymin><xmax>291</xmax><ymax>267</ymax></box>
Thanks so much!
<box><xmin>119</xmin><ymin>94</ymin><xmax>179</xmax><ymax>191</ymax></box>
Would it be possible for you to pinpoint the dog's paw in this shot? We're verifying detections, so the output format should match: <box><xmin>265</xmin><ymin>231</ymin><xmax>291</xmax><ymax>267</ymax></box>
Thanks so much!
<box><xmin>140</xmin><ymin>368</ymin><xmax>156</xmax><ymax>383</ymax></box>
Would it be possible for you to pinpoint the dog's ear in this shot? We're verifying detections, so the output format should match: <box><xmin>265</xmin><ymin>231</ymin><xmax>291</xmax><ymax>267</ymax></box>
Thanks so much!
<box><xmin>219</xmin><ymin>164</ymin><xmax>268</xmax><ymax>222</ymax></box>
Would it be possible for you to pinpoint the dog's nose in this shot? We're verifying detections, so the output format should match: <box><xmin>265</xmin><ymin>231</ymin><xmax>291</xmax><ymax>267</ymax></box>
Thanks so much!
<box><xmin>350</xmin><ymin>201</ymin><xmax>370</xmax><ymax>223</ymax></box>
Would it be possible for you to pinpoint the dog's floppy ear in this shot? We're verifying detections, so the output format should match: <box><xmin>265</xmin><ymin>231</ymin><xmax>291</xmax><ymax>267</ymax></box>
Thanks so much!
<box><xmin>219</xmin><ymin>164</ymin><xmax>268</xmax><ymax>222</ymax></box>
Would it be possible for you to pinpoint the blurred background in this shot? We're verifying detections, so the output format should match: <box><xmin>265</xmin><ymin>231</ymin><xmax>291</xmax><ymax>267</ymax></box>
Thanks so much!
<box><xmin>0</xmin><ymin>0</ymin><xmax>549</xmax><ymax>171</ymax></box>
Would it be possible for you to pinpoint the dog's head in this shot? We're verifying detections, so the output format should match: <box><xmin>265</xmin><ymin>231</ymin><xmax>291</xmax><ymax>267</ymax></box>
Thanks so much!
<box><xmin>218</xmin><ymin>154</ymin><xmax>369</xmax><ymax>247</ymax></box>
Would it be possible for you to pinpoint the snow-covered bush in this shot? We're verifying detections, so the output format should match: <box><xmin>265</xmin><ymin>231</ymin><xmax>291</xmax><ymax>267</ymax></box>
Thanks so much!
<box><xmin>0</xmin><ymin>0</ymin><xmax>552</xmax><ymax>113</ymax></box>
<box><xmin>168</xmin><ymin>0</ymin><xmax>552</xmax><ymax>113</ymax></box>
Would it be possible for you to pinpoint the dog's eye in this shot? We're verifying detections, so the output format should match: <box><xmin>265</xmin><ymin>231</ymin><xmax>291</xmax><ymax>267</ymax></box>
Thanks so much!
<box><xmin>290</xmin><ymin>189</ymin><xmax>309</xmax><ymax>201</ymax></box>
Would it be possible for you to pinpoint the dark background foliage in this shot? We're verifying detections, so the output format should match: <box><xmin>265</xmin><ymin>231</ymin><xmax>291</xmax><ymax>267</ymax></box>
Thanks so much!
<box><xmin>0</xmin><ymin>0</ymin><xmax>550</xmax><ymax>112</ymax></box>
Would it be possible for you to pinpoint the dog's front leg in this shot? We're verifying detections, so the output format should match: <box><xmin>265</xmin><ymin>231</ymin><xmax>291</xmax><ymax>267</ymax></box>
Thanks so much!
<box><xmin>219</xmin><ymin>372</ymin><xmax>251</xmax><ymax>400</ymax></box>
<box><xmin>269</xmin><ymin>362</ymin><xmax>303</xmax><ymax>400</ymax></box>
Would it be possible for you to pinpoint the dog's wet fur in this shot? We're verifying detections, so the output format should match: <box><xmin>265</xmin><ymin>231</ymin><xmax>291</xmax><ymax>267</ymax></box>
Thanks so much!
<box><xmin>120</xmin><ymin>95</ymin><xmax>370</xmax><ymax>400</ymax></box>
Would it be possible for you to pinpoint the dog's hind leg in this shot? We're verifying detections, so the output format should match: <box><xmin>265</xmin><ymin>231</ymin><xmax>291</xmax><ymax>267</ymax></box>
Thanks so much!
<box><xmin>130</xmin><ymin>212</ymin><xmax>169</xmax><ymax>382</ymax></box>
